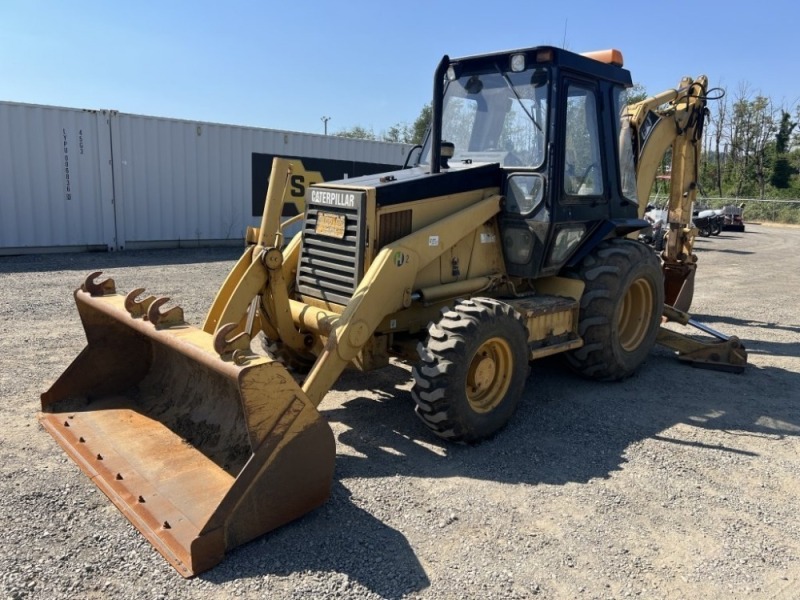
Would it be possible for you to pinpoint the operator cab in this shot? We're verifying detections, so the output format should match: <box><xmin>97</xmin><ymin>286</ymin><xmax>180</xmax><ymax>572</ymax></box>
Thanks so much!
<box><xmin>419</xmin><ymin>46</ymin><xmax>643</xmax><ymax>279</ymax></box>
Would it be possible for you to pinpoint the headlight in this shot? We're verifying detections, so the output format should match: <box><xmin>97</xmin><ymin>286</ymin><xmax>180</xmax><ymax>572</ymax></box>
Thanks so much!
<box><xmin>510</xmin><ymin>54</ymin><xmax>526</xmax><ymax>72</ymax></box>
<box><xmin>548</xmin><ymin>226</ymin><xmax>586</xmax><ymax>265</ymax></box>
<box><xmin>503</xmin><ymin>228</ymin><xmax>534</xmax><ymax>264</ymax></box>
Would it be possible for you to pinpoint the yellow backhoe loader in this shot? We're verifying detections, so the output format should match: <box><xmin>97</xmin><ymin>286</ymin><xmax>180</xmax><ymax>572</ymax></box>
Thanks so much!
<box><xmin>41</xmin><ymin>45</ymin><xmax>747</xmax><ymax>577</ymax></box>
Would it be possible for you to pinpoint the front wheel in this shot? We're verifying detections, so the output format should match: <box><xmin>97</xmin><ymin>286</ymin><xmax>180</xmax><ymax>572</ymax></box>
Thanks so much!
<box><xmin>412</xmin><ymin>298</ymin><xmax>530</xmax><ymax>443</ymax></box>
<box><xmin>565</xmin><ymin>239</ymin><xmax>664</xmax><ymax>381</ymax></box>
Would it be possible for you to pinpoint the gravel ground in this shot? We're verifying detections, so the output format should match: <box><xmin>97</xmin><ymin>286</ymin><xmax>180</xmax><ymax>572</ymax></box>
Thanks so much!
<box><xmin>1</xmin><ymin>223</ymin><xmax>798</xmax><ymax>599</ymax></box>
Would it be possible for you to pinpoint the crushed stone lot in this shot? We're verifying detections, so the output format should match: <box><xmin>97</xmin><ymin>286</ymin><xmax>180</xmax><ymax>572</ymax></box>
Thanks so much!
<box><xmin>1</xmin><ymin>223</ymin><xmax>798</xmax><ymax>599</ymax></box>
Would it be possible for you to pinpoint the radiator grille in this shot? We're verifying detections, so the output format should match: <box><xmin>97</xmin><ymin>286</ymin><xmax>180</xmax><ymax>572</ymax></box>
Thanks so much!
<box><xmin>297</xmin><ymin>195</ymin><xmax>365</xmax><ymax>306</ymax></box>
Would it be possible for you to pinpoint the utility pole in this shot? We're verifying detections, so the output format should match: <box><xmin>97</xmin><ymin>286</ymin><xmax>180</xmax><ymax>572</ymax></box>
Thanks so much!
<box><xmin>321</xmin><ymin>116</ymin><xmax>331</xmax><ymax>135</ymax></box>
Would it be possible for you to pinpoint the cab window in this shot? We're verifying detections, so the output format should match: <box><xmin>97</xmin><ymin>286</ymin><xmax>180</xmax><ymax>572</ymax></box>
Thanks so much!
<box><xmin>564</xmin><ymin>84</ymin><xmax>603</xmax><ymax>197</ymax></box>
<box><xmin>613</xmin><ymin>86</ymin><xmax>639</xmax><ymax>203</ymax></box>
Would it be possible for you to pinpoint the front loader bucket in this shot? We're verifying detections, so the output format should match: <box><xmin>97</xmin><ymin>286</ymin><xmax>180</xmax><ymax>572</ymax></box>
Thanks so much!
<box><xmin>40</xmin><ymin>275</ymin><xmax>335</xmax><ymax>577</ymax></box>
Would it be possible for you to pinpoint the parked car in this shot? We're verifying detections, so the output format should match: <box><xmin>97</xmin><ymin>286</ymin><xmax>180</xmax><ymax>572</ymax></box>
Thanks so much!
<box><xmin>694</xmin><ymin>208</ymin><xmax>725</xmax><ymax>237</ymax></box>
<box><xmin>640</xmin><ymin>205</ymin><xmax>668</xmax><ymax>250</ymax></box>
<box><xmin>721</xmin><ymin>204</ymin><xmax>746</xmax><ymax>232</ymax></box>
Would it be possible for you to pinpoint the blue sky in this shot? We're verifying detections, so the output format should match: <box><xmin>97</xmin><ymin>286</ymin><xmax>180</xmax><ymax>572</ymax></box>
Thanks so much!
<box><xmin>2</xmin><ymin>1</ymin><xmax>798</xmax><ymax>136</ymax></box>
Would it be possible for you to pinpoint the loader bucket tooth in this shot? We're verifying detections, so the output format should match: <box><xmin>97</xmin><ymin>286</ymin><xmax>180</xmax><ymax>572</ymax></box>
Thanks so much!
<box><xmin>147</xmin><ymin>297</ymin><xmax>185</xmax><ymax>329</ymax></box>
<box><xmin>40</xmin><ymin>285</ymin><xmax>335</xmax><ymax>577</ymax></box>
<box><xmin>83</xmin><ymin>271</ymin><xmax>116</xmax><ymax>296</ymax></box>
<box><xmin>124</xmin><ymin>287</ymin><xmax>156</xmax><ymax>318</ymax></box>
<box><xmin>213</xmin><ymin>322</ymin><xmax>252</xmax><ymax>357</ymax></box>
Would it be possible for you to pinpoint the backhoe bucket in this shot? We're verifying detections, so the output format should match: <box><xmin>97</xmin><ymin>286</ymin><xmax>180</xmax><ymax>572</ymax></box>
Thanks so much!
<box><xmin>663</xmin><ymin>262</ymin><xmax>696</xmax><ymax>313</ymax></box>
<box><xmin>40</xmin><ymin>275</ymin><xmax>335</xmax><ymax>577</ymax></box>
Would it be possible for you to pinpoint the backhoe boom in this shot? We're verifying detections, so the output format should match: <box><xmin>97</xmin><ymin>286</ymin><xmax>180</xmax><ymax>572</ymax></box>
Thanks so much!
<box><xmin>626</xmin><ymin>76</ymin><xmax>709</xmax><ymax>310</ymax></box>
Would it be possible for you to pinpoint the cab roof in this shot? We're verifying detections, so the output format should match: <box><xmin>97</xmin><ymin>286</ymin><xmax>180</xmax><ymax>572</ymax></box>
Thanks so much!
<box><xmin>448</xmin><ymin>45</ymin><xmax>632</xmax><ymax>87</ymax></box>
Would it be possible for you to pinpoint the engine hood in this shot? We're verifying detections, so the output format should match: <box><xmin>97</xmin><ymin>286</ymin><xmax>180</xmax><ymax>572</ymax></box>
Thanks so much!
<box><xmin>310</xmin><ymin>162</ymin><xmax>503</xmax><ymax>208</ymax></box>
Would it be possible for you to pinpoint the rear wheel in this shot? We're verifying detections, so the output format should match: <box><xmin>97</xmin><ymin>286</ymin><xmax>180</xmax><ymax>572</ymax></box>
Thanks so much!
<box><xmin>412</xmin><ymin>298</ymin><xmax>529</xmax><ymax>443</ymax></box>
<box><xmin>565</xmin><ymin>239</ymin><xmax>664</xmax><ymax>380</ymax></box>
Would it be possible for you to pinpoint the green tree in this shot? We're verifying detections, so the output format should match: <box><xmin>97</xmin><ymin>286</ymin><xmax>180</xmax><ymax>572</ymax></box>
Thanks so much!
<box><xmin>711</xmin><ymin>88</ymin><xmax>728</xmax><ymax>197</ymax></box>
<box><xmin>381</xmin><ymin>104</ymin><xmax>431</xmax><ymax>144</ymax></box>
<box><xmin>770</xmin><ymin>111</ymin><xmax>797</xmax><ymax>189</ymax></box>
<box><xmin>626</xmin><ymin>83</ymin><xmax>648</xmax><ymax>105</ymax></box>
<box><xmin>335</xmin><ymin>103</ymin><xmax>432</xmax><ymax>145</ymax></box>
<box><xmin>723</xmin><ymin>86</ymin><xmax>776</xmax><ymax>198</ymax></box>
<box><xmin>774</xmin><ymin>110</ymin><xmax>796</xmax><ymax>153</ymax></box>
<box><xmin>334</xmin><ymin>125</ymin><xmax>376</xmax><ymax>140</ymax></box>
<box><xmin>411</xmin><ymin>103</ymin><xmax>431</xmax><ymax>145</ymax></box>
<box><xmin>382</xmin><ymin>123</ymin><xmax>412</xmax><ymax>143</ymax></box>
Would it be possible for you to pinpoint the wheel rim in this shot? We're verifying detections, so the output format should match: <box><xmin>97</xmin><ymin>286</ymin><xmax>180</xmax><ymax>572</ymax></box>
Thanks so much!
<box><xmin>465</xmin><ymin>337</ymin><xmax>513</xmax><ymax>413</ymax></box>
<box><xmin>618</xmin><ymin>277</ymin><xmax>654</xmax><ymax>352</ymax></box>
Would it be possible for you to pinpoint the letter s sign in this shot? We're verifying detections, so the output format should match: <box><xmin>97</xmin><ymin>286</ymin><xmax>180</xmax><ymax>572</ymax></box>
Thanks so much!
<box><xmin>290</xmin><ymin>175</ymin><xmax>305</xmax><ymax>197</ymax></box>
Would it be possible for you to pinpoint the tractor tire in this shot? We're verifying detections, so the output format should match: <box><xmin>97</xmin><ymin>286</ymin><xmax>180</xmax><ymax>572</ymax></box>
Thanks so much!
<box><xmin>565</xmin><ymin>238</ymin><xmax>664</xmax><ymax>381</ymax></box>
<box><xmin>412</xmin><ymin>298</ymin><xmax>529</xmax><ymax>443</ymax></box>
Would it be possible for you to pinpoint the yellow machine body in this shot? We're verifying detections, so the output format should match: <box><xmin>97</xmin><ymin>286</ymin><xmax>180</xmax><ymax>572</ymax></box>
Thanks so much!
<box><xmin>41</xmin><ymin>46</ymin><xmax>747</xmax><ymax>578</ymax></box>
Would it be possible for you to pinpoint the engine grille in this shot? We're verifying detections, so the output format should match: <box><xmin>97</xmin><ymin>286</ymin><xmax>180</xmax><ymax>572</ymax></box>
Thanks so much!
<box><xmin>297</xmin><ymin>191</ymin><xmax>365</xmax><ymax>306</ymax></box>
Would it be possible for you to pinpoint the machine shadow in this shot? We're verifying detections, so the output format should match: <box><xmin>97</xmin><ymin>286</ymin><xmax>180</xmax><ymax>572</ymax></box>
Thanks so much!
<box><xmin>323</xmin><ymin>351</ymin><xmax>800</xmax><ymax>488</ymax></box>
<box><xmin>701</xmin><ymin>247</ymin><xmax>756</xmax><ymax>255</ymax></box>
<box><xmin>690</xmin><ymin>313</ymin><xmax>800</xmax><ymax>337</ymax></box>
<box><xmin>202</xmin><ymin>481</ymin><xmax>430</xmax><ymax>598</ymax></box>
<box><xmin>691</xmin><ymin>239</ymin><xmax>753</xmax><ymax>254</ymax></box>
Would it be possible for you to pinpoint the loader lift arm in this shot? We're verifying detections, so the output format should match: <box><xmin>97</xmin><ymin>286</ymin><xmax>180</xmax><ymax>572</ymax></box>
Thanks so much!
<box><xmin>201</xmin><ymin>157</ymin><xmax>507</xmax><ymax>407</ymax></box>
<box><xmin>300</xmin><ymin>195</ymin><xmax>504</xmax><ymax>406</ymax></box>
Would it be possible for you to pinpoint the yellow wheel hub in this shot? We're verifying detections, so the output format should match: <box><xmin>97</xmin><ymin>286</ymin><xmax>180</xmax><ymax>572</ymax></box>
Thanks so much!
<box><xmin>618</xmin><ymin>277</ymin><xmax>654</xmax><ymax>352</ymax></box>
<box><xmin>466</xmin><ymin>337</ymin><xmax>513</xmax><ymax>413</ymax></box>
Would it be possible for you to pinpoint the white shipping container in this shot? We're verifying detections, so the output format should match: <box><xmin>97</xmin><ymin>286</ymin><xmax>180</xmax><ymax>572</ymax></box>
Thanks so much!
<box><xmin>0</xmin><ymin>101</ymin><xmax>412</xmax><ymax>253</ymax></box>
<box><xmin>0</xmin><ymin>102</ymin><xmax>117</xmax><ymax>252</ymax></box>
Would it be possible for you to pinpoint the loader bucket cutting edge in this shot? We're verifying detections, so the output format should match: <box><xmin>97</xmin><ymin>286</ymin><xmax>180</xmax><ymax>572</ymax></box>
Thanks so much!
<box><xmin>40</xmin><ymin>286</ymin><xmax>335</xmax><ymax>577</ymax></box>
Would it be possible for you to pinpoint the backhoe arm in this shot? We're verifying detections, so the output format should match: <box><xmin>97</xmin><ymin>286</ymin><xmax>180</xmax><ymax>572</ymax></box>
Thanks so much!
<box><xmin>626</xmin><ymin>81</ymin><xmax>746</xmax><ymax>371</ymax></box>
<box><xmin>626</xmin><ymin>76</ymin><xmax>709</xmax><ymax>310</ymax></box>
<box><xmin>628</xmin><ymin>76</ymin><xmax>708</xmax><ymax>226</ymax></box>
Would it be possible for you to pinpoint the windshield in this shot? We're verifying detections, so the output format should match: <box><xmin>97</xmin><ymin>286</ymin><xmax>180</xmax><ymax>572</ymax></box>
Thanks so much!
<box><xmin>422</xmin><ymin>65</ymin><xmax>549</xmax><ymax>168</ymax></box>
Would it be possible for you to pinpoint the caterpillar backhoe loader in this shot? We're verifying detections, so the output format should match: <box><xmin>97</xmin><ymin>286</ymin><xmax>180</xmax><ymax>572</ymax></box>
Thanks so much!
<box><xmin>41</xmin><ymin>45</ymin><xmax>747</xmax><ymax>577</ymax></box>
